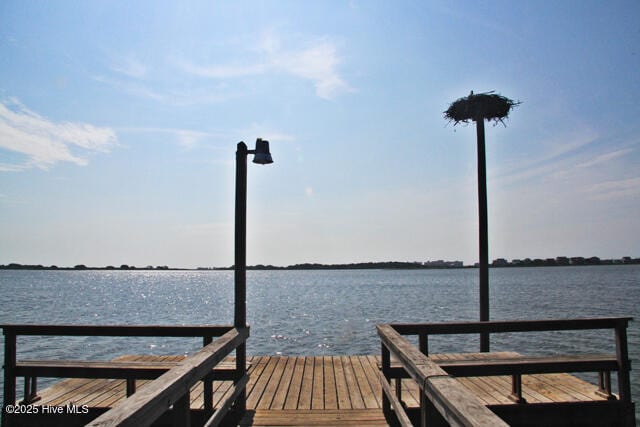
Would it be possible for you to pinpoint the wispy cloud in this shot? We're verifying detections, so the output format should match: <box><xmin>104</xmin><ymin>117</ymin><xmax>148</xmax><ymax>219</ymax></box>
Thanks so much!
<box><xmin>109</xmin><ymin>55</ymin><xmax>147</xmax><ymax>78</ymax></box>
<box><xmin>576</xmin><ymin>147</ymin><xmax>633</xmax><ymax>169</ymax></box>
<box><xmin>584</xmin><ymin>177</ymin><xmax>640</xmax><ymax>201</ymax></box>
<box><xmin>118</xmin><ymin>124</ymin><xmax>294</xmax><ymax>152</ymax></box>
<box><xmin>494</xmin><ymin>128</ymin><xmax>599</xmax><ymax>184</ymax></box>
<box><xmin>177</xmin><ymin>32</ymin><xmax>352</xmax><ymax>100</ymax></box>
<box><xmin>0</xmin><ymin>98</ymin><xmax>118</xmax><ymax>171</ymax></box>
<box><xmin>178</xmin><ymin>62</ymin><xmax>267</xmax><ymax>79</ymax></box>
<box><xmin>94</xmin><ymin>74</ymin><xmax>242</xmax><ymax>106</ymax></box>
<box><xmin>118</xmin><ymin>126</ymin><xmax>221</xmax><ymax>150</ymax></box>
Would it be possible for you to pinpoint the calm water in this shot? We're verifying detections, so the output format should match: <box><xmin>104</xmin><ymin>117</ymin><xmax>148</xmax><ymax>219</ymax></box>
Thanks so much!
<box><xmin>1</xmin><ymin>266</ymin><xmax>638</xmax><ymax>421</ymax></box>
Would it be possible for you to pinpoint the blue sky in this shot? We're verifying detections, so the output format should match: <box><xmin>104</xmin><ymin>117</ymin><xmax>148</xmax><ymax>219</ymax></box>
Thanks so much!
<box><xmin>1</xmin><ymin>1</ymin><xmax>639</xmax><ymax>268</ymax></box>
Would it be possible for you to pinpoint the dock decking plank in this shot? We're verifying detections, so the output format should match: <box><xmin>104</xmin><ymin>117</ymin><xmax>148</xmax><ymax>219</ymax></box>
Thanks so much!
<box><xmin>350</xmin><ymin>355</ymin><xmax>378</xmax><ymax>409</ymax></box>
<box><xmin>362</xmin><ymin>355</ymin><xmax>383</xmax><ymax>407</ymax></box>
<box><xmin>311</xmin><ymin>356</ymin><xmax>324</xmax><ymax>410</ymax></box>
<box><xmin>297</xmin><ymin>356</ymin><xmax>315</xmax><ymax>410</ymax></box>
<box><xmin>283</xmin><ymin>356</ymin><xmax>305</xmax><ymax>410</ymax></box>
<box><xmin>340</xmin><ymin>356</ymin><xmax>366</xmax><ymax>409</ymax></box>
<box><xmin>270</xmin><ymin>356</ymin><xmax>296</xmax><ymax>410</ymax></box>
<box><xmin>323</xmin><ymin>356</ymin><xmax>338</xmax><ymax>410</ymax></box>
<box><xmin>332</xmin><ymin>355</ymin><xmax>352</xmax><ymax>409</ymax></box>
<box><xmin>238</xmin><ymin>408</ymin><xmax>388</xmax><ymax>426</ymax></box>
<box><xmin>257</xmin><ymin>356</ymin><xmax>288</xmax><ymax>410</ymax></box>
<box><xmin>247</xmin><ymin>356</ymin><xmax>280</xmax><ymax>409</ymax></box>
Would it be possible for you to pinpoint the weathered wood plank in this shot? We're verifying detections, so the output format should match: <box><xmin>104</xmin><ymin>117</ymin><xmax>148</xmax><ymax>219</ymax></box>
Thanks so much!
<box><xmin>298</xmin><ymin>356</ymin><xmax>315</xmax><ymax>410</ymax></box>
<box><xmin>341</xmin><ymin>356</ymin><xmax>365</xmax><ymax>409</ymax></box>
<box><xmin>247</xmin><ymin>356</ymin><xmax>279</xmax><ymax>409</ymax></box>
<box><xmin>323</xmin><ymin>356</ymin><xmax>338</xmax><ymax>410</ymax></box>
<box><xmin>333</xmin><ymin>355</ymin><xmax>352</xmax><ymax>409</ymax></box>
<box><xmin>363</xmin><ymin>355</ymin><xmax>383</xmax><ymax>407</ymax></box>
<box><xmin>245</xmin><ymin>356</ymin><xmax>269</xmax><ymax>407</ymax></box>
<box><xmin>270</xmin><ymin>356</ymin><xmax>296</xmax><ymax>410</ymax></box>
<box><xmin>350</xmin><ymin>355</ymin><xmax>378</xmax><ymax>409</ymax></box>
<box><xmin>238</xmin><ymin>409</ymin><xmax>389</xmax><ymax>426</ymax></box>
<box><xmin>257</xmin><ymin>357</ymin><xmax>287</xmax><ymax>410</ymax></box>
<box><xmin>283</xmin><ymin>356</ymin><xmax>305</xmax><ymax>410</ymax></box>
<box><xmin>311</xmin><ymin>356</ymin><xmax>324</xmax><ymax>409</ymax></box>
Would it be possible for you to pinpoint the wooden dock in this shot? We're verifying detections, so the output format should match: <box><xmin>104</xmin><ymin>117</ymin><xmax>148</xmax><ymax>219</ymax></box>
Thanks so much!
<box><xmin>3</xmin><ymin>319</ymin><xmax>634</xmax><ymax>426</ymax></box>
<box><xmin>23</xmin><ymin>354</ymin><xmax>614</xmax><ymax>426</ymax></box>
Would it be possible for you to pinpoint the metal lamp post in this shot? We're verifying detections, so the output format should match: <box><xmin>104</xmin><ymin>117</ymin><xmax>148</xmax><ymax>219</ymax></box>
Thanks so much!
<box><xmin>234</xmin><ymin>138</ymin><xmax>273</xmax><ymax>410</ymax></box>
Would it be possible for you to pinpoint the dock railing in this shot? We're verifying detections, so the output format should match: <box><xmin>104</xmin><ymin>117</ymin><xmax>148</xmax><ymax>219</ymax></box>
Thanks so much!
<box><xmin>378</xmin><ymin>317</ymin><xmax>634</xmax><ymax>427</ymax></box>
<box><xmin>2</xmin><ymin>324</ymin><xmax>249</xmax><ymax>427</ymax></box>
<box><xmin>377</xmin><ymin>323</ymin><xmax>509</xmax><ymax>427</ymax></box>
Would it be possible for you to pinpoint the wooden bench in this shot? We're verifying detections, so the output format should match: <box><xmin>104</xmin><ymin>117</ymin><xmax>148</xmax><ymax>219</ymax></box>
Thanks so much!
<box><xmin>15</xmin><ymin>358</ymin><xmax>250</xmax><ymax>403</ymax></box>
<box><xmin>379</xmin><ymin>352</ymin><xmax>619</xmax><ymax>404</ymax></box>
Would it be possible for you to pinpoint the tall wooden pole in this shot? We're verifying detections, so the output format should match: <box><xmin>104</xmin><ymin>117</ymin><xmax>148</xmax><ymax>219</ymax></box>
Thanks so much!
<box><xmin>234</xmin><ymin>141</ymin><xmax>248</xmax><ymax>410</ymax></box>
<box><xmin>476</xmin><ymin>118</ymin><xmax>490</xmax><ymax>352</ymax></box>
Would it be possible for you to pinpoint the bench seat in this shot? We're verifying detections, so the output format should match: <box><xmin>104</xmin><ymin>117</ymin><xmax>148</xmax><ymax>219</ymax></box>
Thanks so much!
<box><xmin>15</xmin><ymin>358</ymin><xmax>251</xmax><ymax>403</ymax></box>
<box><xmin>16</xmin><ymin>359</ymin><xmax>246</xmax><ymax>381</ymax></box>
<box><xmin>378</xmin><ymin>352</ymin><xmax>618</xmax><ymax>404</ymax></box>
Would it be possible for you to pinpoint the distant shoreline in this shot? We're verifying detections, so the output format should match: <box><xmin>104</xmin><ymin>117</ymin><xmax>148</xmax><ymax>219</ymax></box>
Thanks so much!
<box><xmin>1</xmin><ymin>257</ymin><xmax>639</xmax><ymax>271</ymax></box>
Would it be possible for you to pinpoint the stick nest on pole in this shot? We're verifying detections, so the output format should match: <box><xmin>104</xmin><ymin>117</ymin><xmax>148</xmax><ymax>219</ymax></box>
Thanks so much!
<box><xmin>444</xmin><ymin>91</ymin><xmax>520</xmax><ymax>126</ymax></box>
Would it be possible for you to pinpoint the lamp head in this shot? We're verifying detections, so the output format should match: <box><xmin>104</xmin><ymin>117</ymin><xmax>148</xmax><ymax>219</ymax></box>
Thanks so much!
<box><xmin>252</xmin><ymin>138</ymin><xmax>273</xmax><ymax>164</ymax></box>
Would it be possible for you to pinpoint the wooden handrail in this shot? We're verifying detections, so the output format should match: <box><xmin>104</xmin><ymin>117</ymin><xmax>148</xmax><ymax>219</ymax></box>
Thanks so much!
<box><xmin>1</xmin><ymin>323</ymin><xmax>242</xmax><ymax>426</ymax></box>
<box><xmin>388</xmin><ymin>317</ymin><xmax>633</xmax><ymax>403</ymax></box>
<box><xmin>1</xmin><ymin>324</ymin><xmax>234</xmax><ymax>337</ymax></box>
<box><xmin>390</xmin><ymin>317</ymin><xmax>632</xmax><ymax>335</ymax></box>
<box><xmin>86</xmin><ymin>327</ymin><xmax>249</xmax><ymax>427</ymax></box>
<box><xmin>378</xmin><ymin>324</ymin><xmax>508</xmax><ymax>427</ymax></box>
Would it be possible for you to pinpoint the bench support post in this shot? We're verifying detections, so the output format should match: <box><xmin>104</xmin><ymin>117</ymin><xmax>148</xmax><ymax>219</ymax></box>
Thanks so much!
<box><xmin>2</xmin><ymin>332</ymin><xmax>16</xmax><ymax>427</ymax></box>
<box><xmin>126</xmin><ymin>378</ymin><xmax>136</xmax><ymax>397</ymax></box>
<box><xmin>20</xmin><ymin>376</ymin><xmax>40</xmax><ymax>404</ymax></box>
<box><xmin>509</xmin><ymin>374</ymin><xmax>527</xmax><ymax>403</ymax></box>
<box><xmin>597</xmin><ymin>371</ymin><xmax>614</xmax><ymax>400</ymax></box>
<box><xmin>203</xmin><ymin>336</ymin><xmax>214</xmax><ymax>414</ymax></box>
<box><xmin>381</xmin><ymin>343</ymin><xmax>391</xmax><ymax>418</ymax></box>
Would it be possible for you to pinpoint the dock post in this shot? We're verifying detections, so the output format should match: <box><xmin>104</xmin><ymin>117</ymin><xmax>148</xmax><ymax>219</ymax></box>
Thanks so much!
<box><xmin>614</xmin><ymin>319</ymin><xmax>631</xmax><ymax>403</ymax></box>
<box><xmin>476</xmin><ymin>117</ymin><xmax>490</xmax><ymax>353</ymax></box>
<box><xmin>234</xmin><ymin>142</ymin><xmax>248</xmax><ymax>412</ymax></box>
<box><xmin>2</xmin><ymin>331</ymin><xmax>16</xmax><ymax>427</ymax></box>
<box><xmin>203</xmin><ymin>336</ymin><xmax>214</xmax><ymax>414</ymax></box>
<box><xmin>381</xmin><ymin>343</ymin><xmax>391</xmax><ymax>418</ymax></box>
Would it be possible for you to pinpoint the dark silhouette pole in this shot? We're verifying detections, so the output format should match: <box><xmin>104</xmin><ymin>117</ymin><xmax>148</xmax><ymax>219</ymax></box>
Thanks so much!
<box><xmin>234</xmin><ymin>142</ymin><xmax>248</xmax><ymax>411</ymax></box>
<box><xmin>476</xmin><ymin>117</ymin><xmax>490</xmax><ymax>352</ymax></box>
<box><xmin>445</xmin><ymin>91</ymin><xmax>519</xmax><ymax>353</ymax></box>
<box><xmin>234</xmin><ymin>139</ymin><xmax>273</xmax><ymax>410</ymax></box>
<box><xmin>235</xmin><ymin>142</ymin><xmax>248</xmax><ymax>331</ymax></box>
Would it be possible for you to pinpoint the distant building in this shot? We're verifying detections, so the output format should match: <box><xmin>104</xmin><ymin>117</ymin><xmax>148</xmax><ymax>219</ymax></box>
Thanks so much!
<box><xmin>492</xmin><ymin>258</ymin><xmax>509</xmax><ymax>267</ymax></box>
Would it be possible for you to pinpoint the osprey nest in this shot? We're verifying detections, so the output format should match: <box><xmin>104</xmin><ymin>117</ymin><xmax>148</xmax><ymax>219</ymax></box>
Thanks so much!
<box><xmin>444</xmin><ymin>91</ymin><xmax>520</xmax><ymax>126</ymax></box>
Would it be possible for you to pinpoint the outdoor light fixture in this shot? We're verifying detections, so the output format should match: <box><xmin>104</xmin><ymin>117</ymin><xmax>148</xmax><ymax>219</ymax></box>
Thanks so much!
<box><xmin>251</xmin><ymin>138</ymin><xmax>273</xmax><ymax>165</ymax></box>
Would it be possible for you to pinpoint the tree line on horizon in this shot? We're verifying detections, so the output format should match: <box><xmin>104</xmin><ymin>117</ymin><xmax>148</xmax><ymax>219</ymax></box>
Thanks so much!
<box><xmin>1</xmin><ymin>256</ymin><xmax>639</xmax><ymax>271</ymax></box>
